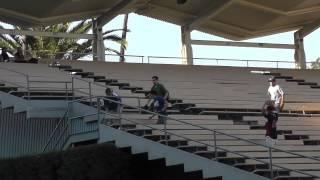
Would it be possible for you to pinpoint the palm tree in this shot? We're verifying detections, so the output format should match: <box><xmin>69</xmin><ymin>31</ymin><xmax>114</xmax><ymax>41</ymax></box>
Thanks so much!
<box><xmin>119</xmin><ymin>13</ymin><xmax>129</xmax><ymax>62</ymax></box>
<box><xmin>311</xmin><ymin>57</ymin><xmax>320</xmax><ymax>69</ymax></box>
<box><xmin>0</xmin><ymin>20</ymin><xmax>129</xmax><ymax>61</ymax></box>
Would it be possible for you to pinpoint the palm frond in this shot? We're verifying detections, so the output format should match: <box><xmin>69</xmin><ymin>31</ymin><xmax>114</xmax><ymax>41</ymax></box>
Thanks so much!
<box><xmin>105</xmin><ymin>48</ymin><xmax>121</xmax><ymax>55</ymax></box>
<box><xmin>103</xmin><ymin>28</ymin><xmax>130</xmax><ymax>35</ymax></box>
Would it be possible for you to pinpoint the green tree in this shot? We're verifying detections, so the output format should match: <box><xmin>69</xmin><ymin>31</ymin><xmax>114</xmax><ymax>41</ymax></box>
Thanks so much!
<box><xmin>311</xmin><ymin>57</ymin><xmax>320</xmax><ymax>69</ymax></box>
<box><xmin>0</xmin><ymin>20</ymin><xmax>128</xmax><ymax>60</ymax></box>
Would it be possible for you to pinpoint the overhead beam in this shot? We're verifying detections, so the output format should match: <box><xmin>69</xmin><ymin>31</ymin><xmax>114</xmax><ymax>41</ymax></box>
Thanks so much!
<box><xmin>0</xmin><ymin>28</ymin><xmax>94</xmax><ymax>39</ymax></box>
<box><xmin>299</xmin><ymin>19</ymin><xmax>320</xmax><ymax>38</ymax></box>
<box><xmin>234</xmin><ymin>0</ymin><xmax>286</xmax><ymax>15</ymax></box>
<box><xmin>287</xmin><ymin>6</ymin><xmax>320</xmax><ymax>16</ymax></box>
<box><xmin>96</xmin><ymin>0</ymin><xmax>136</xmax><ymax>28</ymax></box>
<box><xmin>188</xmin><ymin>0</ymin><xmax>233</xmax><ymax>27</ymax></box>
<box><xmin>191</xmin><ymin>40</ymin><xmax>295</xmax><ymax>49</ymax></box>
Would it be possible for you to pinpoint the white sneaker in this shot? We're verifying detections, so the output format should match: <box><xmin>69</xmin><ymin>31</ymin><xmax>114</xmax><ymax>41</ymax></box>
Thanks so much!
<box><xmin>265</xmin><ymin>136</ymin><xmax>276</xmax><ymax>147</ymax></box>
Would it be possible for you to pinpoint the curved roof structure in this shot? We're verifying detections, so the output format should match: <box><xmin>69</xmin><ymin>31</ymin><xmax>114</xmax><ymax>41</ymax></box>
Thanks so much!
<box><xmin>1</xmin><ymin>0</ymin><xmax>320</xmax><ymax>40</ymax></box>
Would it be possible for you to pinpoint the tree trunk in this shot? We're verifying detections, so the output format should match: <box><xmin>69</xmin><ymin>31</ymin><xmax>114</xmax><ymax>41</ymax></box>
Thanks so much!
<box><xmin>119</xmin><ymin>14</ymin><xmax>129</xmax><ymax>63</ymax></box>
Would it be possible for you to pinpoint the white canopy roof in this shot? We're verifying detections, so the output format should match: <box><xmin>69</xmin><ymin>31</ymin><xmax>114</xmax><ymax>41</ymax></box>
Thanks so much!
<box><xmin>1</xmin><ymin>0</ymin><xmax>320</xmax><ymax>40</ymax></box>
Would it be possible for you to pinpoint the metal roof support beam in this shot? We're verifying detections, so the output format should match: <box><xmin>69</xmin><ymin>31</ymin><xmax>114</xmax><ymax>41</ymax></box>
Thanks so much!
<box><xmin>96</xmin><ymin>0</ymin><xmax>136</xmax><ymax>28</ymax></box>
<box><xmin>188</xmin><ymin>0</ymin><xmax>233</xmax><ymax>28</ymax></box>
<box><xmin>191</xmin><ymin>40</ymin><xmax>295</xmax><ymax>49</ymax></box>
<box><xmin>181</xmin><ymin>26</ymin><xmax>193</xmax><ymax>65</ymax></box>
<box><xmin>299</xmin><ymin>19</ymin><xmax>320</xmax><ymax>38</ymax></box>
<box><xmin>0</xmin><ymin>28</ymin><xmax>94</xmax><ymax>39</ymax></box>
<box><xmin>294</xmin><ymin>31</ymin><xmax>306</xmax><ymax>69</ymax></box>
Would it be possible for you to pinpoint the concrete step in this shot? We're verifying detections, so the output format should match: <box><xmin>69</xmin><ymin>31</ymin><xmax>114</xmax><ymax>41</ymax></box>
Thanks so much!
<box><xmin>285</xmin><ymin>135</ymin><xmax>309</xmax><ymax>140</ymax></box>
<box><xmin>169</xmin><ymin>99</ymin><xmax>184</xmax><ymax>104</ymax></box>
<box><xmin>263</xmin><ymin>72</ymin><xmax>281</xmax><ymax>76</ymax></box>
<box><xmin>120</xmin><ymin>86</ymin><xmax>143</xmax><ymax>91</ymax></box>
<box><xmin>286</xmin><ymin>79</ymin><xmax>305</xmax><ymax>83</ymax></box>
<box><xmin>109</xmin><ymin>82</ymin><xmax>130</xmax><ymax>88</ymax></box>
<box><xmin>159</xmin><ymin>140</ymin><xmax>188</xmax><ymax>147</ymax></box>
<box><xmin>275</xmin><ymin>76</ymin><xmax>293</xmax><ymax>80</ymax></box>
<box><xmin>55</xmin><ymin>65</ymin><xmax>72</xmax><ymax>70</ymax></box>
<box><xmin>64</xmin><ymin>68</ymin><xmax>83</xmax><ymax>72</ymax></box>
<box><xmin>234</xmin><ymin>163</ymin><xmax>269</xmax><ymax>172</ymax></box>
<box><xmin>133</xmin><ymin>89</ymin><xmax>149</xmax><ymax>95</ymax></box>
<box><xmin>111</xmin><ymin>124</ymin><xmax>137</xmax><ymax>129</ymax></box>
<box><xmin>254</xmin><ymin>169</ymin><xmax>290</xmax><ymax>178</ymax></box>
<box><xmin>126</xmin><ymin>129</ymin><xmax>152</xmax><ymax>136</ymax></box>
<box><xmin>310</xmin><ymin>85</ymin><xmax>320</xmax><ymax>89</ymax></box>
<box><xmin>274</xmin><ymin>176</ymin><xmax>314</xmax><ymax>180</ymax></box>
<box><xmin>74</xmin><ymin>71</ymin><xmax>94</xmax><ymax>77</ymax></box>
<box><xmin>172</xmin><ymin>103</ymin><xmax>196</xmax><ymax>110</ymax></box>
<box><xmin>143</xmin><ymin>134</ymin><xmax>170</xmax><ymax>142</ymax></box>
<box><xmin>95</xmin><ymin>79</ymin><xmax>118</xmax><ymax>84</ymax></box>
<box><xmin>298</xmin><ymin>82</ymin><xmax>318</xmax><ymax>86</ymax></box>
<box><xmin>250</xmin><ymin>125</ymin><xmax>265</xmax><ymax>130</ymax></box>
<box><xmin>86</xmin><ymin>75</ymin><xmax>105</xmax><ymax>81</ymax></box>
<box><xmin>303</xmin><ymin>140</ymin><xmax>320</xmax><ymax>145</ymax></box>
<box><xmin>234</xmin><ymin>120</ymin><xmax>258</xmax><ymax>125</ymax></box>
<box><xmin>178</xmin><ymin>145</ymin><xmax>207</xmax><ymax>153</ymax></box>
<box><xmin>217</xmin><ymin>157</ymin><xmax>246</xmax><ymax>165</ymax></box>
<box><xmin>194</xmin><ymin>151</ymin><xmax>227</xmax><ymax>159</ymax></box>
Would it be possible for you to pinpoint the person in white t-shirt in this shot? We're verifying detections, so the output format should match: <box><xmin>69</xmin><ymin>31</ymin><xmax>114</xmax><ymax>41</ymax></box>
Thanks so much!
<box><xmin>267</xmin><ymin>77</ymin><xmax>284</xmax><ymax>112</ymax></box>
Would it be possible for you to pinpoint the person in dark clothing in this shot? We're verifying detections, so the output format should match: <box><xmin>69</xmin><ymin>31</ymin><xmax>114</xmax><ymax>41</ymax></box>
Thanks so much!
<box><xmin>148</xmin><ymin>90</ymin><xmax>168</xmax><ymax>124</ymax></box>
<box><xmin>262</xmin><ymin>100</ymin><xmax>278</xmax><ymax>146</ymax></box>
<box><xmin>104</xmin><ymin>88</ymin><xmax>121</xmax><ymax>113</ymax></box>
<box><xmin>14</xmin><ymin>47</ymin><xmax>25</xmax><ymax>62</ymax></box>
<box><xmin>1</xmin><ymin>47</ymin><xmax>10</xmax><ymax>62</ymax></box>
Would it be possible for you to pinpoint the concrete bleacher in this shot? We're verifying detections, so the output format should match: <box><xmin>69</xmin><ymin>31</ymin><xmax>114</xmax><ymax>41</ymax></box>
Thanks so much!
<box><xmin>2</xmin><ymin>61</ymin><xmax>320</xmax><ymax>179</ymax></box>
<box><xmin>44</xmin><ymin>60</ymin><xmax>320</xmax><ymax>113</ymax></box>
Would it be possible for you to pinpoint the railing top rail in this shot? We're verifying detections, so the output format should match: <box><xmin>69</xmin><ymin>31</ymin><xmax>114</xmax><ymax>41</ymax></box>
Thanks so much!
<box><xmin>29</xmin><ymin>80</ymin><xmax>72</xmax><ymax>83</ymax></box>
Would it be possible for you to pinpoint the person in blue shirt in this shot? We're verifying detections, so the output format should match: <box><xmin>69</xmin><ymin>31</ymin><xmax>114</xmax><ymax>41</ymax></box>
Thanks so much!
<box><xmin>147</xmin><ymin>90</ymin><xmax>168</xmax><ymax>124</ymax></box>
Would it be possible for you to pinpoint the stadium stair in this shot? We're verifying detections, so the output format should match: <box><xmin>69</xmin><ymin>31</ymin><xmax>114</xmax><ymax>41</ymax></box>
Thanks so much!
<box><xmin>49</xmin><ymin>63</ymin><xmax>196</xmax><ymax>112</ymax></box>
<box><xmin>263</xmin><ymin>72</ymin><xmax>320</xmax><ymax>90</ymax></box>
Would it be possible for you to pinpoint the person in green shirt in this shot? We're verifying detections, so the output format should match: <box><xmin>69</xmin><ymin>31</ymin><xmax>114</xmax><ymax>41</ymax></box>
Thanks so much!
<box><xmin>143</xmin><ymin>76</ymin><xmax>169</xmax><ymax>110</ymax></box>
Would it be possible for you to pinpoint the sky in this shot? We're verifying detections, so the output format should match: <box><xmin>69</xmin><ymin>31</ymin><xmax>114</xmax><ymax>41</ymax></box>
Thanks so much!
<box><xmin>1</xmin><ymin>13</ymin><xmax>319</xmax><ymax>67</ymax></box>
<box><xmin>102</xmin><ymin>13</ymin><xmax>320</xmax><ymax>67</ymax></box>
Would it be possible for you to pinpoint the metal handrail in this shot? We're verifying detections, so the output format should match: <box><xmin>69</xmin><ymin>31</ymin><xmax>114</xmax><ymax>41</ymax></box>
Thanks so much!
<box><xmin>42</xmin><ymin>110</ymin><xmax>69</xmax><ymax>152</ymax></box>
<box><xmin>97</xmin><ymin>96</ymin><xmax>320</xmax><ymax>162</ymax></box>
<box><xmin>56</xmin><ymin>96</ymin><xmax>320</xmax><ymax>179</ymax></box>
<box><xmin>101</xmin><ymin>111</ymin><xmax>319</xmax><ymax>179</ymax></box>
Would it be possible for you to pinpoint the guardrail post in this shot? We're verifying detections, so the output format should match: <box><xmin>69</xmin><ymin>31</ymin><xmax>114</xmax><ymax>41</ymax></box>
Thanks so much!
<box><xmin>268</xmin><ymin>147</ymin><xmax>274</xmax><ymax>180</ymax></box>
<box><xmin>246</xmin><ymin>60</ymin><xmax>249</xmax><ymax>67</ymax></box>
<box><xmin>138</xmin><ymin>98</ymin><xmax>142</xmax><ymax>114</ymax></box>
<box><xmin>214</xmin><ymin>131</ymin><xmax>218</xmax><ymax>160</ymax></box>
<box><xmin>147</xmin><ymin>56</ymin><xmax>150</xmax><ymax>64</ymax></box>
<box><xmin>118</xmin><ymin>102</ymin><xmax>122</xmax><ymax>129</ymax></box>
<box><xmin>164</xmin><ymin>117</ymin><xmax>168</xmax><ymax>145</ymax></box>
<box><xmin>26</xmin><ymin>75</ymin><xmax>30</xmax><ymax>101</ymax></box>
<box><xmin>89</xmin><ymin>82</ymin><xmax>92</xmax><ymax>106</ymax></box>
<box><xmin>65</xmin><ymin>82</ymin><xmax>68</xmax><ymax>101</ymax></box>
<box><xmin>276</xmin><ymin>61</ymin><xmax>279</xmax><ymax>69</ymax></box>
<box><xmin>97</xmin><ymin>97</ymin><xmax>101</xmax><ymax>124</ymax></box>
<box><xmin>71</xmin><ymin>76</ymin><xmax>75</xmax><ymax>100</ymax></box>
